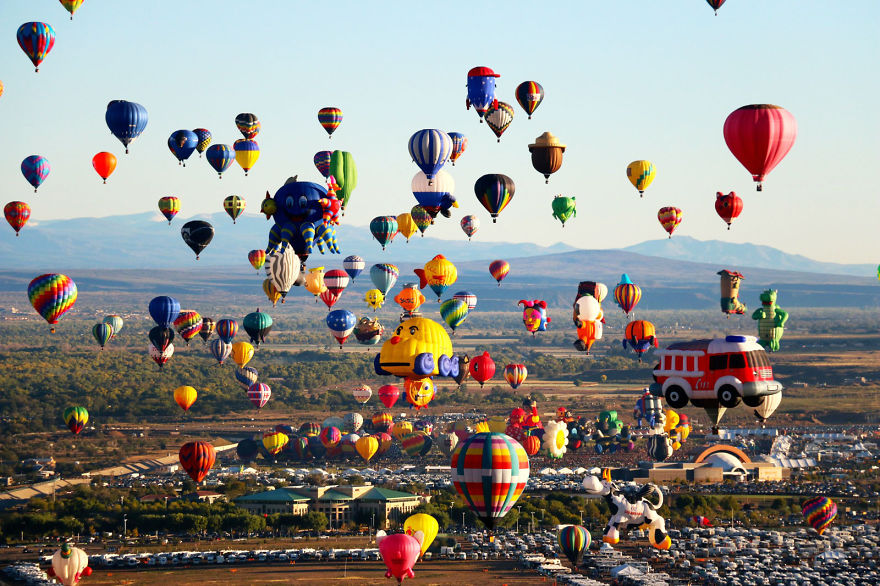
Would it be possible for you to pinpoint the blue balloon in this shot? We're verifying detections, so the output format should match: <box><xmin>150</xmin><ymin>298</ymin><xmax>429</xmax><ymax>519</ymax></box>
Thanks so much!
<box><xmin>266</xmin><ymin>178</ymin><xmax>336</xmax><ymax>262</ymax></box>
<box><xmin>148</xmin><ymin>296</ymin><xmax>180</xmax><ymax>328</ymax></box>
<box><xmin>343</xmin><ymin>255</ymin><xmax>365</xmax><ymax>280</ymax></box>
<box><xmin>326</xmin><ymin>310</ymin><xmax>356</xmax><ymax>336</ymax></box>
<box><xmin>105</xmin><ymin>100</ymin><xmax>148</xmax><ymax>154</ymax></box>
<box><xmin>307</xmin><ymin>435</ymin><xmax>326</xmax><ymax>458</ymax></box>
<box><xmin>168</xmin><ymin>130</ymin><xmax>198</xmax><ymax>166</ymax></box>
<box><xmin>206</xmin><ymin>144</ymin><xmax>235</xmax><ymax>177</ymax></box>
<box><xmin>408</xmin><ymin>129</ymin><xmax>452</xmax><ymax>181</ymax></box>
<box><xmin>466</xmin><ymin>66</ymin><xmax>500</xmax><ymax>120</ymax></box>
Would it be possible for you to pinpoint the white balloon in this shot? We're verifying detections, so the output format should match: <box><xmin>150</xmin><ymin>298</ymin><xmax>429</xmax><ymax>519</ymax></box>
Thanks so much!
<box><xmin>575</xmin><ymin>296</ymin><xmax>600</xmax><ymax>322</ymax></box>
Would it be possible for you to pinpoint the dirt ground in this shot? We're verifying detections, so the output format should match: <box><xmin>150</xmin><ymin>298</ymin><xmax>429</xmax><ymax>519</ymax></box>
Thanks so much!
<box><xmin>82</xmin><ymin>559</ymin><xmax>545</xmax><ymax>585</ymax></box>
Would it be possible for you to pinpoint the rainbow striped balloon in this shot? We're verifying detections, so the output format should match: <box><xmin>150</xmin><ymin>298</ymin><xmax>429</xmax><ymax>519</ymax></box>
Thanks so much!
<box><xmin>802</xmin><ymin>496</ymin><xmax>837</xmax><ymax>535</ymax></box>
<box><xmin>440</xmin><ymin>298</ymin><xmax>469</xmax><ymax>332</ymax></box>
<box><xmin>515</xmin><ymin>81</ymin><xmax>545</xmax><ymax>119</ymax></box>
<box><xmin>451</xmin><ymin>432</ymin><xmax>529</xmax><ymax>530</ymax></box>
<box><xmin>173</xmin><ymin>310</ymin><xmax>203</xmax><ymax>344</ymax></box>
<box><xmin>28</xmin><ymin>274</ymin><xmax>77</xmax><ymax>332</ymax></box>
<box><xmin>314</xmin><ymin>150</ymin><xmax>332</xmax><ymax>178</ymax></box>
<box><xmin>318</xmin><ymin>107</ymin><xmax>343</xmax><ymax>137</ymax></box>
<box><xmin>558</xmin><ymin>525</ymin><xmax>590</xmax><ymax>566</ymax></box>
<box><xmin>614</xmin><ymin>273</ymin><xmax>642</xmax><ymax>316</ymax></box>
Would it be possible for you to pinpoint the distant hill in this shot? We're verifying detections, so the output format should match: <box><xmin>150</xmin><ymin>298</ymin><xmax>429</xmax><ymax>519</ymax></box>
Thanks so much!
<box><xmin>623</xmin><ymin>236</ymin><xmax>873</xmax><ymax>278</ymax></box>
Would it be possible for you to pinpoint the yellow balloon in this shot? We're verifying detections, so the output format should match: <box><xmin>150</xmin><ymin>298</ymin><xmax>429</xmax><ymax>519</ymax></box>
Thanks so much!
<box><xmin>355</xmin><ymin>435</ymin><xmax>379</xmax><ymax>463</ymax></box>
<box><xmin>262</xmin><ymin>431</ymin><xmax>288</xmax><ymax>455</ymax></box>
<box><xmin>392</xmin><ymin>421</ymin><xmax>413</xmax><ymax>441</ymax></box>
<box><xmin>364</xmin><ymin>288</ymin><xmax>385</xmax><ymax>310</ymax></box>
<box><xmin>663</xmin><ymin>409</ymin><xmax>679</xmax><ymax>434</ymax></box>
<box><xmin>415</xmin><ymin>255</ymin><xmax>458</xmax><ymax>299</ymax></box>
<box><xmin>404</xmin><ymin>513</ymin><xmax>439</xmax><ymax>560</ymax></box>
<box><xmin>672</xmin><ymin>441</ymin><xmax>681</xmax><ymax>450</ymax></box>
<box><xmin>234</xmin><ymin>139</ymin><xmax>260</xmax><ymax>174</ymax></box>
<box><xmin>487</xmin><ymin>416</ymin><xmax>507</xmax><ymax>433</ymax></box>
<box><xmin>231</xmin><ymin>341</ymin><xmax>254</xmax><ymax>368</ymax></box>
<box><xmin>679</xmin><ymin>424</ymin><xmax>690</xmax><ymax>442</ymax></box>
<box><xmin>626</xmin><ymin>160</ymin><xmax>656</xmax><ymax>196</ymax></box>
<box><xmin>262</xmin><ymin>279</ymin><xmax>282</xmax><ymax>307</ymax></box>
<box><xmin>396</xmin><ymin>213</ymin><xmax>418</xmax><ymax>242</ymax></box>
<box><xmin>304</xmin><ymin>267</ymin><xmax>327</xmax><ymax>298</ymax></box>
<box><xmin>173</xmin><ymin>386</ymin><xmax>197</xmax><ymax>411</ymax></box>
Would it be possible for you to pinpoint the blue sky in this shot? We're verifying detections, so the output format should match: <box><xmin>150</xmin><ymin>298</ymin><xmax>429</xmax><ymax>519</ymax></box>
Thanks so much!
<box><xmin>0</xmin><ymin>1</ymin><xmax>876</xmax><ymax>263</ymax></box>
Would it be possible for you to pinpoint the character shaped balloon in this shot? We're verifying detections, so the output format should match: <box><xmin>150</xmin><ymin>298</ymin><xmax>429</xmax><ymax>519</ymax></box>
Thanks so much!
<box><xmin>551</xmin><ymin>195</ymin><xmax>576</xmax><ymax>227</ymax></box>
<box><xmin>715</xmin><ymin>191</ymin><xmax>743</xmax><ymax>229</ymax></box>
<box><xmin>394</xmin><ymin>284</ymin><xmax>426</xmax><ymax>317</ymax></box>
<box><xmin>519</xmin><ymin>299</ymin><xmax>550</xmax><ymax>335</ymax></box>
<box><xmin>718</xmin><ymin>270</ymin><xmax>747</xmax><ymax>316</ymax></box>
<box><xmin>355</xmin><ymin>316</ymin><xmax>385</xmax><ymax>345</ymax></box>
<box><xmin>411</xmin><ymin>170</ymin><xmax>457</xmax><ymax>219</ymax></box>
<box><xmin>414</xmin><ymin>255</ymin><xmax>458</xmax><ymax>301</ymax></box>
<box><xmin>529</xmin><ymin>132</ymin><xmax>565</xmax><ymax>183</ymax></box>
<box><xmin>582</xmin><ymin>470</ymin><xmax>671</xmax><ymax>550</ymax></box>
<box><xmin>465</xmin><ymin>66</ymin><xmax>500</xmax><ymax>121</ymax></box>
<box><xmin>49</xmin><ymin>543</ymin><xmax>90</xmax><ymax>586</ymax></box>
<box><xmin>377</xmin><ymin>531</ymin><xmax>423</xmax><ymax>584</ymax></box>
<box><xmin>265</xmin><ymin>176</ymin><xmax>339</xmax><ymax>263</ymax></box>
<box><xmin>468</xmin><ymin>351</ymin><xmax>496</xmax><ymax>388</ymax></box>
<box><xmin>752</xmin><ymin>289</ymin><xmax>788</xmax><ymax>352</ymax></box>
<box><xmin>622</xmin><ymin>320</ymin><xmax>658</xmax><ymax>362</ymax></box>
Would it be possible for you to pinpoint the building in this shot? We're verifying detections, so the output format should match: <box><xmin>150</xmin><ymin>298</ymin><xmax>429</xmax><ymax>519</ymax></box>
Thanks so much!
<box><xmin>615</xmin><ymin>445</ymin><xmax>789</xmax><ymax>484</ymax></box>
<box><xmin>234</xmin><ymin>484</ymin><xmax>428</xmax><ymax>529</ymax></box>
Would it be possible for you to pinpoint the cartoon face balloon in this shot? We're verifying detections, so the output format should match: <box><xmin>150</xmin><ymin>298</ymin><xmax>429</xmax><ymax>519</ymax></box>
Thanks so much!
<box><xmin>375</xmin><ymin>316</ymin><xmax>457</xmax><ymax>379</ymax></box>
<box><xmin>265</xmin><ymin>177</ymin><xmax>338</xmax><ymax>260</ymax></box>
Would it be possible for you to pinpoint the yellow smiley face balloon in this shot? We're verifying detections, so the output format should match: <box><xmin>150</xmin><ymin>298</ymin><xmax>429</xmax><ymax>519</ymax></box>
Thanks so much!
<box><xmin>376</xmin><ymin>316</ymin><xmax>455</xmax><ymax>379</ymax></box>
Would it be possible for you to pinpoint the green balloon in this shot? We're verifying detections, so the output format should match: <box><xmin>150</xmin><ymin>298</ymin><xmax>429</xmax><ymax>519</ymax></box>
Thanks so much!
<box><xmin>329</xmin><ymin>150</ymin><xmax>357</xmax><ymax>210</ymax></box>
<box><xmin>551</xmin><ymin>195</ymin><xmax>576</xmax><ymax>227</ymax></box>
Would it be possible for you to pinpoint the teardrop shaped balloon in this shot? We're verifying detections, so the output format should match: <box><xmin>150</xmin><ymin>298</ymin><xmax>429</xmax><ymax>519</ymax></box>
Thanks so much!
<box><xmin>314</xmin><ymin>151</ymin><xmax>332</xmax><ymax>178</ymax></box>
<box><xmin>92</xmin><ymin>152</ymin><xmax>117</xmax><ymax>183</ymax></box>
<box><xmin>489</xmin><ymin>260</ymin><xmax>510</xmax><ymax>285</ymax></box>
<box><xmin>515</xmin><ymin>81</ymin><xmax>545</xmax><ymax>119</ymax></box>
<box><xmin>28</xmin><ymin>274</ymin><xmax>77</xmax><ymax>333</ymax></box>
<box><xmin>105</xmin><ymin>100</ymin><xmax>148</xmax><ymax>154</ymax></box>
<box><xmin>248</xmin><ymin>250</ymin><xmax>266</xmax><ymax>270</ymax></box>
<box><xmin>318</xmin><ymin>107</ymin><xmax>343</xmax><ymax>137</ymax></box>
<box><xmin>474</xmin><ymin>174</ymin><xmax>515</xmax><ymax>223</ymax></box>
<box><xmin>370</xmin><ymin>216</ymin><xmax>398</xmax><ymax>250</ymax></box>
<box><xmin>179</xmin><ymin>441</ymin><xmax>216</xmax><ymax>483</ymax></box>
<box><xmin>233</xmin><ymin>139</ymin><xmax>260</xmax><ymax>176</ymax></box>
<box><xmin>181</xmin><ymin>220</ymin><xmax>214</xmax><ymax>259</ymax></box>
<box><xmin>448</xmin><ymin>132</ymin><xmax>468</xmax><ymax>165</ymax></box>
<box><xmin>60</xmin><ymin>1</ymin><xmax>85</xmax><ymax>20</ymax></box>
<box><xmin>410</xmin><ymin>206</ymin><xmax>432</xmax><ymax>235</ymax></box>
<box><xmin>247</xmin><ymin>382</ymin><xmax>272</xmax><ymax>408</ymax></box>
<box><xmin>206</xmin><ymin>144</ymin><xmax>235</xmax><ymax>178</ymax></box>
<box><xmin>63</xmin><ymin>406</ymin><xmax>88</xmax><ymax>435</ymax></box>
<box><xmin>657</xmin><ymin>206</ymin><xmax>682</xmax><ymax>238</ymax></box>
<box><xmin>724</xmin><ymin>104</ymin><xmax>797</xmax><ymax>191</ymax></box>
<box><xmin>223</xmin><ymin>195</ymin><xmax>246</xmax><ymax>223</ymax></box>
<box><xmin>17</xmin><ymin>22</ymin><xmax>55</xmax><ymax>72</ymax></box>
<box><xmin>4</xmin><ymin>201</ymin><xmax>31</xmax><ymax>236</ymax></box>
<box><xmin>21</xmin><ymin>155</ymin><xmax>50</xmax><ymax>192</ymax></box>
<box><xmin>92</xmin><ymin>323</ymin><xmax>113</xmax><ymax>349</ymax></box>
<box><xmin>167</xmin><ymin>129</ymin><xmax>198</xmax><ymax>166</ymax></box>
<box><xmin>235</xmin><ymin>113</ymin><xmax>260</xmax><ymax>139</ymax></box>
<box><xmin>460</xmin><ymin>215</ymin><xmax>479</xmax><ymax>240</ymax></box>
<box><xmin>485</xmin><ymin>102</ymin><xmax>515</xmax><ymax>142</ymax></box>
<box><xmin>174</xmin><ymin>386</ymin><xmax>198</xmax><ymax>412</ymax></box>
<box><xmin>158</xmin><ymin>196</ymin><xmax>180</xmax><ymax>225</ymax></box>
<box><xmin>193</xmin><ymin>128</ymin><xmax>212</xmax><ymax>156</ymax></box>
<box><xmin>626</xmin><ymin>160</ymin><xmax>656</xmax><ymax>197</ymax></box>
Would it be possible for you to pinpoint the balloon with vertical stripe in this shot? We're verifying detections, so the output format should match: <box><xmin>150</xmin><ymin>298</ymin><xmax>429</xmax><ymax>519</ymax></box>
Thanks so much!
<box><xmin>17</xmin><ymin>22</ymin><xmax>55</xmax><ymax>71</ymax></box>
<box><xmin>558</xmin><ymin>525</ymin><xmax>591</xmax><ymax>566</ymax></box>
<box><xmin>408</xmin><ymin>129</ymin><xmax>452</xmax><ymax>182</ymax></box>
<box><xmin>28</xmin><ymin>274</ymin><xmax>77</xmax><ymax>332</ymax></box>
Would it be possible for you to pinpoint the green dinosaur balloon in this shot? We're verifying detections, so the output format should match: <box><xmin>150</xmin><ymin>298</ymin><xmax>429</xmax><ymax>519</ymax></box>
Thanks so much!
<box><xmin>751</xmin><ymin>289</ymin><xmax>788</xmax><ymax>352</ymax></box>
<box><xmin>329</xmin><ymin>150</ymin><xmax>357</xmax><ymax>211</ymax></box>
<box><xmin>551</xmin><ymin>195</ymin><xmax>576</xmax><ymax>227</ymax></box>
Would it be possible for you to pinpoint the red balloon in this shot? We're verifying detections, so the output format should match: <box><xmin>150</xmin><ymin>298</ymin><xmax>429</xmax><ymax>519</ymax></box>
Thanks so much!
<box><xmin>4</xmin><ymin>201</ymin><xmax>31</xmax><ymax>236</ymax></box>
<box><xmin>468</xmin><ymin>351</ymin><xmax>496</xmax><ymax>387</ymax></box>
<box><xmin>378</xmin><ymin>384</ymin><xmax>400</xmax><ymax>409</ymax></box>
<box><xmin>714</xmin><ymin>191</ymin><xmax>743</xmax><ymax>229</ymax></box>
<box><xmin>489</xmin><ymin>259</ymin><xmax>510</xmax><ymax>285</ymax></box>
<box><xmin>379</xmin><ymin>533</ymin><xmax>421</xmax><ymax>583</ymax></box>
<box><xmin>723</xmin><ymin>104</ymin><xmax>797</xmax><ymax>191</ymax></box>
<box><xmin>179</xmin><ymin>441</ymin><xmax>216</xmax><ymax>483</ymax></box>
<box><xmin>92</xmin><ymin>152</ymin><xmax>117</xmax><ymax>183</ymax></box>
<box><xmin>523</xmin><ymin>435</ymin><xmax>541</xmax><ymax>456</ymax></box>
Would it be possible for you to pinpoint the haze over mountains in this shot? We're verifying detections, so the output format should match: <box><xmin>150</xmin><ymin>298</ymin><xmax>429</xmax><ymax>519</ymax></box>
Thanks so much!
<box><xmin>0</xmin><ymin>212</ymin><xmax>877</xmax><ymax>311</ymax></box>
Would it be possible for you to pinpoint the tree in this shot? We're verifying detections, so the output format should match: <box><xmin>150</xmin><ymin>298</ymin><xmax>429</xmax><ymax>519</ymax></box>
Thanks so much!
<box><xmin>306</xmin><ymin>512</ymin><xmax>327</xmax><ymax>532</ymax></box>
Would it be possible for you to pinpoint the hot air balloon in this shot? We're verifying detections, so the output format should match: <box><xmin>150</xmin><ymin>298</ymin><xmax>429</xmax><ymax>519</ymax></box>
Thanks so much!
<box><xmin>410</xmin><ymin>205</ymin><xmax>432</xmax><ymax>235</ymax></box>
<box><xmin>460</xmin><ymin>215</ymin><xmax>479</xmax><ymax>240</ymax></box>
<box><xmin>215</xmin><ymin>318</ymin><xmax>237</xmax><ymax>344</ymax></box>
<box><xmin>657</xmin><ymin>206</ymin><xmax>682</xmax><ymax>238</ymax></box>
<box><xmin>466</xmin><ymin>66</ymin><xmax>500</xmax><ymax>121</ymax></box>
<box><xmin>233</xmin><ymin>139</ymin><xmax>260</xmax><ymax>175</ymax></box>
<box><xmin>318</xmin><ymin>107</ymin><xmax>343</xmax><ymax>137</ymax></box>
<box><xmin>403</xmin><ymin>513</ymin><xmax>438</xmax><ymax>561</ymax></box>
<box><xmin>223</xmin><ymin>195</ymin><xmax>245</xmax><ymax>223</ymax></box>
<box><xmin>148</xmin><ymin>326</ymin><xmax>174</xmax><ymax>352</ymax></box>
<box><xmin>365</xmin><ymin>289</ymin><xmax>385</xmax><ymax>311</ymax></box>
<box><xmin>262</xmin><ymin>431</ymin><xmax>288</xmax><ymax>456</ymax></box>
<box><xmin>485</xmin><ymin>101</ymin><xmax>515</xmax><ymax>142</ymax></box>
<box><xmin>404</xmin><ymin>378</ymin><xmax>435</xmax><ymax>410</ymax></box>
<box><xmin>235</xmin><ymin>113</ymin><xmax>260</xmax><ymax>139</ymax></box>
<box><xmin>321</xmin><ymin>269</ymin><xmax>350</xmax><ymax>309</ymax></box>
<box><xmin>715</xmin><ymin>191</ymin><xmax>743</xmax><ymax>229</ymax></box>
<box><xmin>372</xmin><ymin>412</ymin><xmax>393</xmax><ymax>433</ymax></box>
<box><xmin>149</xmin><ymin>342</ymin><xmax>173</xmax><ymax>368</ymax></box>
<box><xmin>614</xmin><ymin>274</ymin><xmax>642</xmax><ymax>316</ymax></box>
<box><xmin>17</xmin><ymin>22</ymin><xmax>55</xmax><ymax>72</ymax></box>
<box><xmin>300</xmin><ymin>268</ymin><xmax>324</xmax><ymax>303</ymax></box>
<box><xmin>370</xmin><ymin>263</ymin><xmax>399</xmax><ymax>296</ymax></box>
<box><xmin>626</xmin><ymin>160</ymin><xmax>656</xmax><ymax>197</ymax></box>
<box><xmin>414</xmin><ymin>255</ymin><xmax>458</xmax><ymax>301</ymax></box>
<box><xmin>193</xmin><ymin>128</ymin><xmax>212</xmax><ymax>156</ymax></box>
<box><xmin>50</xmin><ymin>543</ymin><xmax>90</xmax><ymax>586</ymax></box>
<box><xmin>551</xmin><ymin>195</ymin><xmax>576</xmax><ymax>227</ymax></box>
<box><xmin>243</xmin><ymin>310</ymin><xmax>272</xmax><ymax>345</ymax></box>
<box><xmin>63</xmin><ymin>406</ymin><xmax>88</xmax><ymax>435</ymax></box>
<box><xmin>379</xmin><ymin>385</ymin><xmax>400</xmax><ymax>409</ymax></box>
<box><xmin>234</xmin><ymin>365</ymin><xmax>258</xmax><ymax>390</ymax></box>
<box><xmin>370</xmin><ymin>216</ymin><xmax>398</xmax><ymax>250</ymax></box>
<box><xmin>179</xmin><ymin>441</ymin><xmax>216</xmax><ymax>482</ymax></box>
<box><xmin>504</xmin><ymin>364</ymin><xmax>528</xmax><ymax>389</ymax></box>
<box><xmin>199</xmin><ymin>318</ymin><xmax>215</xmax><ymax>343</ymax></box>
<box><xmin>717</xmin><ymin>269</ymin><xmax>747</xmax><ymax>317</ymax></box>
<box><xmin>248</xmin><ymin>250</ymin><xmax>266</xmax><ymax>270</ymax></box>
<box><xmin>355</xmin><ymin>435</ymin><xmax>378</xmax><ymax>463</ymax></box>
<box><xmin>92</xmin><ymin>323</ymin><xmax>113</xmax><ymax>349</ymax></box>
<box><xmin>343</xmin><ymin>255</ymin><xmax>365</xmax><ymax>279</ymax></box>
<box><xmin>451</xmin><ymin>432</ymin><xmax>529</xmax><ymax>531</ymax></box>
<box><xmin>174</xmin><ymin>386</ymin><xmax>197</xmax><ymax>412</ymax></box>
<box><xmin>394</xmin><ymin>283</ymin><xmax>426</xmax><ymax>316</ymax></box>
<box><xmin>262</xmin><ymin>279</ymin><xmax>282</xmax><ymax>307</ymax></box>
<box><xmin>265</xmin><ymin>246</ymin><xmax>301</xmax><ymax>301</ymax></box>
<box><xmin>575</xmin><ymin>320</ymin><xmax>603</xmax><ymax>354</ymax></box>
<box><xmin>802</xmin><ymin>497</ymin><xmax>837</xmax><ymax>535</ymax></box>
<box><xmin>408</xmin><ymin>129</ymin><xmax>452</xmax><ymax>183</ymax></box>
<box><xmin>622</xmin><ymin>320</ymin><xmax>659</xmax><ymax>362</ymax></box>
<box><xmin>394</xmin><ymin>213</ymin><xmax>417</xmax><ymax>242</ymax></box>
<box><xmin>320</xmin><ymin>426</ymin><xmax>342</xmax><ymax>449</ymax></box>
<box><xmin>448</xmin><ymin>131</ymin><xmax>468</xmax><ymax>165</ymax></box>
<box><xmin>105</xmin><ymin>100</ymin><xmax>148</xmax><ymax>153</ymax></box>
<box><xmin>206</xmin><ymin>144</ymin><xmax>234</xmax><ymax>178</ymax></box>
<box><xmin>440</xmin><ymin>298</ymin><xmax>469</xmax><ymax>333</ymax></box>
<box><xmin>28</xmin><ymin>274</ymin><xmax>77</xmax><ymax>333</ymax></box>
<box><xmin>246</xmin><ymin>382</ymin><xmax>271</xmax><ymax>408</ymax></box>
<box><xmin>529</xmin><ymin>132</ymin><xmax>565</xmax><ymax>183</ymax></box>
<box><xmin>21</xmin><ymin>155</ymin><xmax>50</xmax><ymax>192</ymax></box>
<box><xmin>344</xmin><ymin>412</ymin><xmax>363</xmax><ymax>433</ymax></box>
<box><xmin>231</xmin><ymin>341</ymin><xmax>254</xmax><ymax>368</ymax></box>
<box><xmin>352</xmin><ymin>384</ymin><xmax>372</xmax><ymax>404</ymax></box>
<box><xmin>329</xmin><ymin>150</ymin><xmax>358</xmax><ymax>211</ymax></box>
<box><xmin>173</xmin><ymin>310</ymin><xmax>202</xmax><ymax>345</ymax></box>
<box><xmin>474</xmin><ymin>174</ymin><xmax>515</xmax><ymax>223</ymax></box>
<box><xmin>515</xmin><ymin>81</ymin><xmax>545</xmax><ymax>119</ymax></box>
<box><xmin>149</xmin><ymin>296</ymin><xmax>180</xmax><ymax>328</ymax></box>
<box><xmin>327</xmin><ymin>309</ymin><xmax>357</xmax><ymax>348</ymax></box>
<box><xmin>402</xmin><ymin>432</ymin><xmax>432</xmax><ymax>457</ymax></box>
<box><xmin>103</xmin><ymin>314</ymin><xmax>123</xmax><ymax>337</ymax></box>
<box><xmin>60</xmin><ymin>0</ymin><xmax>85</xmax><ymax>19</ymax></box>
<box><xmin>236</xmin><ymin>438</ymin><xmax>259</xmax><ymax>461</ymax></box>
<box><xmin>158</xmin><ymin>196</ymin><xmax>180</xmax><ymax>224</ymax></box>
<box><xmin>411</xmin><ymin>170</ymin><xmax>457</xmax><ymax>220</ymax></box>
<box><xmin>469</xmin><ymin>352</ymin><xmax>496</xmax><ymax>388</ymax></box>
<box><xmin>489</xmin><ymin>260</ymin><xmax>510</xmax><ymax>285</ymax></box>
<box><xmin>168</xmin><ymin>129</ymin><xmax>197</xmax><ymax>166</ymax></box>
<box><xmin>314</xmin><ymin>150</ymin><xmax>332</xmax><ymax>178</ymax></box>
<box><xmin>453</xmin><ymin>291</ymin><xmax>477</xmax><ymax>311</ymax></box>
<box><xmin>691</xmin><ymin>515</ymin><xmax>713</xmax><ymax>527</ymax></box>
<box><xmin>181</xmin><ymin>220</ymin><xmax>214</xmax><ymax>259</ymax></box>
<box><xmin>209</xmin><ymin>339</ymin><xmax>231</xmax><ymax>365</ymax></box>
<box><xmin>92</xmin><ymin>152</ymin><xmax>117</xmax><ymax>183</ymax></box>
<box><xmin>706</xmin><ymin>0</ymin><xmax>725</xmax><ymax>14</ymax></box>
<box><xmin>724</xmin><ymin>104</ymin><xmax>797</xmax><ymax>191</ymax></box>
<box><xmin>4</xmin><ymin>201</ymin><xmax>30</xmax><ymax>236</ymax></box>
<box><xmin>558</xmin><ymin>525</ymin><xmax>590</xmax><ymax>567</ymax></box>
<box><xmin>377</xmin><ymin>532</ymin><xmax>422</xmax><ymax>584</ymax></box>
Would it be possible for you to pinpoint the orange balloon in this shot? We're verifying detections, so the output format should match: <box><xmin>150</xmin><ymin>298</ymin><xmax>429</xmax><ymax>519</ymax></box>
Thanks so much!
<box><xmin>92</xmin><ymin>152</ymin><xmax>117</xmax><ymax>183</ymax></box>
